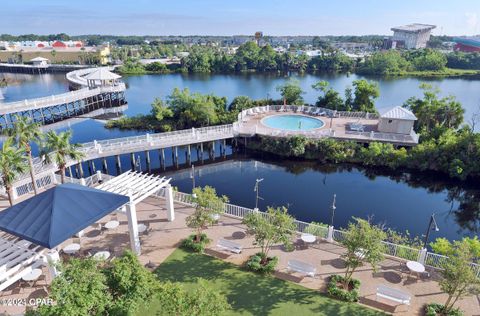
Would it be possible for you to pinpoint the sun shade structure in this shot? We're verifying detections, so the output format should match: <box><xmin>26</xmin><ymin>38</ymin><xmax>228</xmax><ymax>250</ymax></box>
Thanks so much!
<box><xmin>0</xmin><ymin>183</ymin><xmax>129</xmax><ymax>249</ymax></box>
<box><xmin>96</xmin><ymin>171</ymin><xmax>174</xmax><ymax>254</ymax></box>
<box><xmin>96</xmin><ymin>171</ymin><xmax>171</xmax><ymax>204</ymax></box>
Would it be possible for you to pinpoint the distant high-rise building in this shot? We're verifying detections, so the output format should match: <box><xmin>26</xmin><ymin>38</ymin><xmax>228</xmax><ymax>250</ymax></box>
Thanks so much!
<box><xmin>390</xmin><ymin>24</ymin><xmax>436</xmax><ymax>49</ymax></box>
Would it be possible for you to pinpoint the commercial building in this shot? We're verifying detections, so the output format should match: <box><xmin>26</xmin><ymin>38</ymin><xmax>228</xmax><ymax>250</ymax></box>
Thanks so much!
<box><xmin>389</xmin><ymin>24</ymin><xmax>436</xmax><ymax>49</ymax></box>
<box><xmin>453</xmin><ymin>37</ymin><xmax>480</xmax><ymax>52</ymax></box>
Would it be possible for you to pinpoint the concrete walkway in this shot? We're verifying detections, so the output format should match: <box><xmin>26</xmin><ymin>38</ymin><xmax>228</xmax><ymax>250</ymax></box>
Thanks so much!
<box><xmin>0</xmin><ymin>196</ymin><xmax>479</xmax><ymax>315</ymax></box>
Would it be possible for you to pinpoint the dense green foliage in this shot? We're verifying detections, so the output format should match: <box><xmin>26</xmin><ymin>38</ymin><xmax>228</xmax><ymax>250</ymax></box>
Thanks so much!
<box><xmin>153</xmin><ymin>279</ymin><xmax>231</xmax><ymax>316</ymax></box>
<box><xmin>358</xmin><ymin>49</ymin><xmax>448</xmax><ymax>75</ymax></box>
<box><xmin>0</xmin><ymin>138</ymin><xmax>27</xmax><ymax>206</ymax></box>
<box><xmin>425</xmin><ymin>303</ymin><xmax>463</xmax><ymax>316</ymax></box>
<box><xmin>437</xmin><ymin>240</ymin><xmax>480</xmax><ymax>314</ymax></box>
<box><xmin>430</xmin><ymin>236</ymin><xmax>480</xmax><ymax>259</ymax></box>
<box><xmin>107</xmin><ymin>88</ymin><xmax>235</xmax><ymax>131</ymax></box>
<box><xmin>276</xmin><ymin>79</ymin><xmax>305</xmax><ymax>105</ymax></box>
<box><xmin>246</xmin><ymin>252</ymin><xmax>279</xmax><ymax>274</ymax></box>
<box><xmin>404</xmin><ymin>84</ymin><xmax>464</xmax><ymax>133</ymax></box>
<box><xmin>327</xmin><ymin>274</ymin><xmax>361</xmax><ymax>302</ymax></box>
<box><xmin>152</xmin><ymin>248</ymin><xmax>384</xmax><ymax>315</ymax></box>
<box><xmin>182</xmin><ymin>233</ymin><xmax>211</xmax><ymax>253</ymax></box>
<box><xmin>312</xmin><ymin>79</ymin><xmax>379</xmax><ymax>112</ymax></box>
<box><xmin>40</xmin><ymin>130</ymin><xmax>84</xmax><ymax>184</ymax></box>
<box><xmin>29</xmin><ymin>250</ymin><xmax>229</xmax><ymax>316</ymax></box>
<box><xmin>446</xmin><ymin>52</ymin><xmax>480</xmax><ymax>70</ymax></box>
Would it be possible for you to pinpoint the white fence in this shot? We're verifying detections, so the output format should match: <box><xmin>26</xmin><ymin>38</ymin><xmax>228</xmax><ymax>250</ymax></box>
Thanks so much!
<box><xmin>0</xmin><ymin>84</ymin><xmax>125</xmax><ymax>115</ymax></box>
<box><xmin>156</xmin><ymin>188</ymin><xmax>479</xmax><ymax>277</ymax></box>
<box><xmin>238</xmin><ymin>105</ymin><xmax>379</xmax><ymax>122</ymax></box>
<box><xmin>12</xmin><ymin>172</ymin><xmax>111</xmax><ymax>199</ymax></box>
<box><xmin>235</xmin><ymin>105</ymin><xmax>418</xmax><ymax>145</ymax></box>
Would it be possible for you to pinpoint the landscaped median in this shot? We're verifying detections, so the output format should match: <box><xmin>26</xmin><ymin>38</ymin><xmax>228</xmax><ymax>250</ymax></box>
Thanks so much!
<box><xmin>145</xmin><ymin>248</ymin><xmax>386</xmax><ymax>316</ymax></box>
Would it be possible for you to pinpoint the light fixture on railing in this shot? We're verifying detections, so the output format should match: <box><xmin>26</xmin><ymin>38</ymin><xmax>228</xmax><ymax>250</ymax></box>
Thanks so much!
<box><xmin>254</xmin><ymin>178</ymin><xmax>264</xmax><ymax>211</ymax></box>
<box><xmin>423</xmin><ymin>212</ymin><xmax>439</xmax><ymax>249</ymax></box>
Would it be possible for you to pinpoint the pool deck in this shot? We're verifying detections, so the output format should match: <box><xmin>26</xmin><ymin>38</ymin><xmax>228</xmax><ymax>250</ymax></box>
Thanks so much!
<box><xmin>0</xmin><ymin>195</ymin><xmax>479</xmax><ymax>315</ymax></box>
<box><xmin>236</xmin><ymin>108</ymin><xmax>419</xmax><ymax>146</ymax></box>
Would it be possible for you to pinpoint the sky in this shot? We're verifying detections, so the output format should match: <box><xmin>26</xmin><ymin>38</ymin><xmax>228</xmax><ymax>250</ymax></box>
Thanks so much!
<box><xmin>1</xmin><ymin>0</ymin><xmax>480</xmax><ymax>36</ymax></box>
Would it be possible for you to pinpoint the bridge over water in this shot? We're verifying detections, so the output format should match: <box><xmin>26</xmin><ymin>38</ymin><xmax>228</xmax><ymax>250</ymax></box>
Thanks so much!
<box><xmin>0</xmin><ymin>67</ymin><xmax>127</xmax><ymax>130</ymax></box>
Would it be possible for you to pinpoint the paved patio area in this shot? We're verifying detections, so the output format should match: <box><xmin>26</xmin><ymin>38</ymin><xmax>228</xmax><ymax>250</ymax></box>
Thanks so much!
<box><xmin>237</xmin><ymin>108</ymin><xmax>418</xmax><ymax>146</ymax></box>
<box><xmin>0</xmin><ymin>196</ymin><xmax>479</xmax><ymax>315</ymax></box>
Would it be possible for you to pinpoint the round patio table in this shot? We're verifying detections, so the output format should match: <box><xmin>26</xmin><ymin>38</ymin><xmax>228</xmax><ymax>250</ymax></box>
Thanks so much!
<box><xmin>93</xmin><ymin>251</ymin><xmax>111</xmax><ymax>260</ymax></box>
<box><xmin>105</xmin><ymin>220</ymin><xmax>119</xmax><ymax>230</ymax></box>
<box><xmin>301</xmin><ymin>233</ymin><xmax>316</xmax><ymax>244</ymax></box>
<box><xmin>22</xmin><ymin>268</ymin><xmax>42</xmax><ymax>282</ymax></box>
<box><xmin>138</xmin><ymin>223</ymin><xmax>147</xmax><ymax>233</ymax></box>
<box><xmin>63</xmin><ymin>243</ymin><xmax>81</xmax><ymax>254</ymax></box>
<box><xmin>406</xmin><ymin>261</ymin><xmax>425</xmax><ymax>273</ymax></box>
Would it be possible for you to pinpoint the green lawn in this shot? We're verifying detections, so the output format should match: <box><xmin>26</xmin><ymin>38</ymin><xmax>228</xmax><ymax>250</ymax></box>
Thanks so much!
<box><xmin>143</xmin><ymin>248</ymin><xmax>385</xmax><ymax>316</ymax></box>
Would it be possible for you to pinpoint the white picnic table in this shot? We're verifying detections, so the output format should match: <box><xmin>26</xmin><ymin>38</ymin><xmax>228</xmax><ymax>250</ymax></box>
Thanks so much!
<box><xmin>93</xmin><ymin>251</ymin><xmax>111</xmax><ymax>260</ymax></box>
<box><xmin>406</xmin><ymin>261</ymin><xmax>425</xmax><ymax>273</ymax></box>
<box><xmin>105</xmin><ymin>220</ymin><xmax>119</xmax><ymax>230</ymax></box>
<box><xmin>138</xmin><ymin>223</ymin><xmax>147</xmax><ymax>233</ymax></box>
<box><xmin>63</xmin><ymin>243</ymin><xmax>81</xmax><ymax>254</ymax></box>
<box><xmin>301</xmin><ymin>233</ymin><xmax>316</xmax><ymax>244</ymax></box>
<box><xmin>22</xmin><ymin>268</ymin><xmax>42</xmax><ymax>282</ymax></box>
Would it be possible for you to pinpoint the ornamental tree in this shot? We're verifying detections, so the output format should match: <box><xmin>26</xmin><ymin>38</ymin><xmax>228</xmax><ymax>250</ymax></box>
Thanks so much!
<box><xmin>186</xmin><ymin>186</ymin><xmax>229</xmax><ymax>242</ymax></box>
<box><xmin>438</xmin><ymin>239</ymin><xmax>480</xmax><ymax>314</ymax></box>
<box><xmin>105</xmin><ymin>250</ymin><xmax>161</xmax><ymax>315</ymax></box>
<box><xmin>340</xmin><ymin>218</ymin><xmax>386</xmax><ymax>290</ymax></box>
<box><xmin>30</xmin><ymin>258</ymin><xmax>111</xmax><ymax>316</ymax></box>
<box><xmin>276</xmin><ymin>79</ymin><xmax>305</xmax><ymax>105</ymax></box>
<box><xmin>243</xmin><ymin>206</ymin><xmax>296</xmax><ymax>263</ymax></box>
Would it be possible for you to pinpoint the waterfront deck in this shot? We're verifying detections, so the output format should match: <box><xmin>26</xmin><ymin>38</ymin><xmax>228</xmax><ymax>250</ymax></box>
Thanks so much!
<box><xmin>235</xmin><ymin>105</ymin><xmax>419</xmax><ymax>146</ymax></box>
<box><xmin>0</xmin><ymin>196</ymin><xmax>478</xmax><ymax>315</ymax></box>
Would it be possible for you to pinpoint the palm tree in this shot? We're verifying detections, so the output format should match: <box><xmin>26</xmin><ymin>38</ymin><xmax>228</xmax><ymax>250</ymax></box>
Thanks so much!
<box><xmin>0</xmin><ymin>138</ymin><xmax>28</xmax><ymax>206</ymax></box>
<box><xmin>41</xmin><ymin>130</ymin><xmax>85</xmax><ymax>184</ymax></box>
<box><xmin>9</xmin><ymin>116</ymin><xmax>42</xmax><ymax>195</ymax></box>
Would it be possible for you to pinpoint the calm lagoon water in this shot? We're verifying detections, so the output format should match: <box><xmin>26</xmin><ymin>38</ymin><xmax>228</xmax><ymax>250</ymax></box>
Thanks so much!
<box><xmin>1</xmin><ymin>71</ymin><xmax>479</xmax><ymax>241</ymax></box>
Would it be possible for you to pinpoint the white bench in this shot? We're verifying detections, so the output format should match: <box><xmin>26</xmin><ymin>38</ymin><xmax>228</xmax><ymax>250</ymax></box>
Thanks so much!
<box><xmin>287</xmin><ymin>259</ymin><xmax>316</xmax><ymax>278</ymax></box>
<box><xmin>217</xmin><ymin>239</ymin><xmax>242</xmax><ymax>254</ymax></box>
<box><xmin>376</xmin><ymin>285</ymin><xmax>411</xmax><ymax>306</ymax></box>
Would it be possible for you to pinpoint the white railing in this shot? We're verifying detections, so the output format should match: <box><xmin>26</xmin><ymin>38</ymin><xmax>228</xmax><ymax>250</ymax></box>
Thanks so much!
<box><xmin>344</xmin><ymin>130</ymin><xmax>419</xmax><ymax>144</ymax></box>
<box><xmin>238</xmin><ymin>105</ymin><xmax>378</xmax><ymax>122</ymax></box>
<box><xmin>65</xmin><ymin>66</ymin><xmax>116</xmax><ymax>87</ymax></box>
<box><xmin>14</xmin><ymin>173</ymin><xmax>56</xmax><ymax>197</ymax></box>
<box><xmin>152</xmin><ymin>188</ymin><xmax>479</xmax><ymax>276</ymax></box>
<box><xmin>0</xmin><ymin>84</ymin><xmax>125</xmax><ymax>115</ymax></box>
<box><xmin>381</xmin><ymin>241</ymin><xmax>421</xmax><ymax>261</ymax></box>
<box><xmin>9</xmin><ymin>124</ymin><xmax>235</xmax><ymax>187</ymax></box>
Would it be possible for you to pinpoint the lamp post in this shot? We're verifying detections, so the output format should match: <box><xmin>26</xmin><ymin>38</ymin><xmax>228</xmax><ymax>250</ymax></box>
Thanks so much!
<box><xmin>254</xmin><ymin>178</ymin><xmax>264</xmax><ymax>211</ymax></box>
<box><xmin>330</xmin><ymin>193</ymin><xmax>336</xmax><ymax>227</ymax></box>
<box><xmin>423</xmin><ymin>213</ymin><xmax>439</xmax><ymax>249</ymax></box>
<box><xmin>190</xmin><ymin>165</ymin><xmax>196</xmax><ymax>198</ymax></box>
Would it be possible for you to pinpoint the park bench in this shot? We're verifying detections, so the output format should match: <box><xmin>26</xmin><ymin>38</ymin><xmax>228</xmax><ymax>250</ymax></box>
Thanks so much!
<box><xmin>216</xmin><ymin>239</ymin><xmax>242</xmax><ymax>254</ymax></box>
<box><xmin>287</xmin><ymin>259</ymin><xmax>316</xmax><ymax>278</ymax></box>
<box><xmin>376</xmin><ymin>284</ymin><xmax>411</xmax><ymax>306</ymax></box>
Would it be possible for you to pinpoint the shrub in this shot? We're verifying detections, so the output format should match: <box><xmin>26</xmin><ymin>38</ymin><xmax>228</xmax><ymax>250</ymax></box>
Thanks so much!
<box><xmin>246</xmin><ymin>253</ymin><xmax>278</xmax><ymax>274</ymax></box>
<box><xmin>182</xmin><ymin>233</ymin><xmax>211</xmax><ymax>253</ymax></box>
<box><xmin>425</xmin><ymin>303</ymin><xmax>463</xmax><ymax>316</ymax></box>
<box><xmin>327</xmin><ymin>274</ymin><xmax>360</xmax><ymax>302</ymax></box>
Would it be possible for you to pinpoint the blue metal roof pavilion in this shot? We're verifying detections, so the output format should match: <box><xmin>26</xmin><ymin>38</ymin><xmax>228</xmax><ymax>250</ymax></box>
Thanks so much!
<box><xmin>0</xmin><ymin>183</ymin><xmax>129</xmax><ymax>249</ymax></box>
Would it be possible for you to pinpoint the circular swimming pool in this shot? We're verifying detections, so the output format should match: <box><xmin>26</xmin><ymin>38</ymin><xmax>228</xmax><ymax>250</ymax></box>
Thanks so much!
<box><xmin>262</xmin><ymin>114</ymin><xmax>325</xmax><ymax>131</ymax></box>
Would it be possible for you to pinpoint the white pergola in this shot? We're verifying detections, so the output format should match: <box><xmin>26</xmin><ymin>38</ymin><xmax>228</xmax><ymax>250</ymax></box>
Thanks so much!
<box><xmin>0</xmin><ymin>234</ymin><xmax>45</xmax><ymax>291</ymax></box>
<box><xmin>96</xmin><ymin>171</ymin><xmax>174</xmax><ymax>255</ymax></box>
